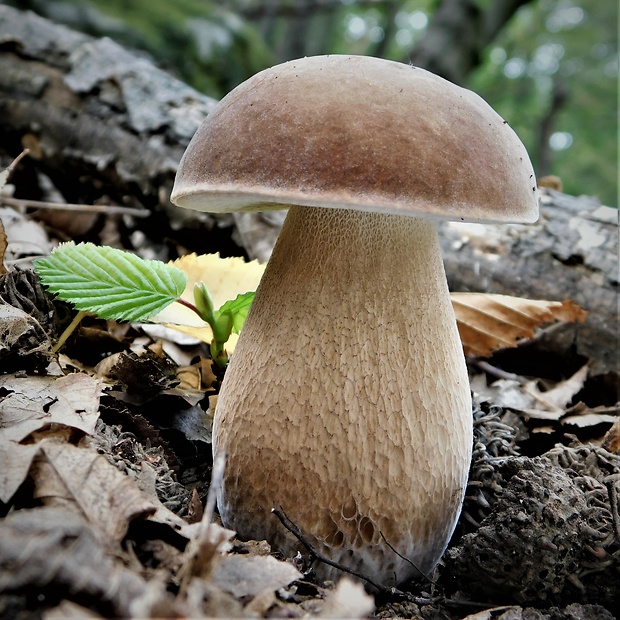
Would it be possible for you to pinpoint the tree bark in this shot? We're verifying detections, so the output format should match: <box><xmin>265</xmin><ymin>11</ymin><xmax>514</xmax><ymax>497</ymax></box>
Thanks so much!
<box><xmin>0</xmin><ymin>5</ymin><xmax>215</xmax><ymax>212</ymax></box>
<box><xmin>439</xmin><ymin>190</ymin><xmax>618</xmax><ymax>374</ymax></box>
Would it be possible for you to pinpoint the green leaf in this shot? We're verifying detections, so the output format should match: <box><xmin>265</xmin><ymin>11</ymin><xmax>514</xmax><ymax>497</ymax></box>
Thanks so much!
<box><xmin>215</xmin><ymin>291</ymin><xmax>256</xmax><ymax>335</ymax></box>
<box><xmin>34</xmin><ymin>242</ymin><xmax>187</xmax><ymax>322</ymax></box>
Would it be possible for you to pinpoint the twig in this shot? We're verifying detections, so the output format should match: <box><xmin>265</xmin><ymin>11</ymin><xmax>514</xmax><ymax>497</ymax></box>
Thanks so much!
<box><xmin>0</xmin><ymin>195</ymin><xmax>150</xmax><ymax>218</ymax></box>
<box><xmin>475</xmin><ymin>360</ymin><xmax>527</xmax><ymax>383</ymax></box>
<box><xmin>271</xmin><ymin>505</ymin><xmax>494</xmax><ymax>611</ymax></box>
<box><xmin>379</xmin><ymin>531</ymin><xmax>431</xmax><ymax>583</ymax></box>
<box><xmin>272</xmin><ymin>504</ymin><xmax>394</xmax><ymax>594</ymax></box>
<box><xmin>6</xmin><ymin>149</ymin><xmax>30</xmax><ymax>173</ymax></box>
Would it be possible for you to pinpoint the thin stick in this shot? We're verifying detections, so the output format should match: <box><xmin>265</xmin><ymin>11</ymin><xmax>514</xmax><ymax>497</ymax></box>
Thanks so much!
<box><xmin>271</xmin><ymin>504</ymin><xmax>394</xmax><ymax>595</ymax></box>
<box><xmin>475</xmin><ymin>360</ymin><xmax>526</xmax><ymax>383</ymax></box>
<box><xmin>1</xmin><ymin>195</ymin><xmax>150</xmax><ymax>218</ymax></box>
<box><xmin>7</xmin><ymin>149</ymin><xmax>30</xmax><ymax>173</ymax></box>
<box><xmin>378</xmin><ymin>531</ymin><xmax>431</xmax><ymax>584</ymax></box>
<box><xmin>271</xmin><ymin>505</ymin><xmax>494</xmax><ymax>611</ymax></box>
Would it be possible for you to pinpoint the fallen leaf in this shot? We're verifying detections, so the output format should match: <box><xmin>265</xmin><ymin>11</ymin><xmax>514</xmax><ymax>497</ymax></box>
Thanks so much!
<box><xmin>471</xmin><ymin>365</ymin><xmax>594</xmax><ymax>423</ymax></box>
<box><xmin>171</xmin><ymin>252</ymin><xmax>265</xmax><ymax>310</ymax></box>
<box><xmin>210</xmin><ymin>554</ymin><xmax>302</xmax><ymax>599</ymax></box>
<box><xmin>561</xmin><ymin>410</ymin><xmax>618</xmax><ymax>428</ymax></box>
<box><xmin>150</xmin><ymin>253</ymin><xmax>265</xmax><ymax>350</ymax></box>
<box><xmin>531</xmin><ymin>364</ymin><xmax>589</xmax><ymax>411</ymax></box>
<box><xmin>0</xmin><ymin>506</ymin><xmax>176</xmax><ymax>617</ymax></box>
<box><xmin>0</xmin><ymin>303</ymin><xmax>52</xmax><ymax>361</ymax></box>
<box><xmin>43</xmin><ymin>601</ymin><xmax>104</xmax><ymax>619</ymax></box>
<box><xmin>452</xmin><ymin>293</ymin><xmax>587</xmax><ymax>357</ymax></box>
<box><xmin>0</xmin><ymin>206</ymin><xmax>52</xmax><ymax>263</ymax></box>
<box><xmin>31</xmin><ymin>440</ymin><xmax>157</xmax><ymax>545</ymax></box>
<box><xmin>0</xmin><ymin>373</ymin><xmax>102</xmax><ymax>502</ymax></box>
<box><xmin>460</xmin><ymin>607</ymin><xmax>520</xmax><ymax>620</ymax></box>
<box><xmin>602</xmin><ymin>419</ymin><xmax>620</xmax><ymax>453</ymax></box>
<box><xmin>318</xmin><ymin>577</ymin><xmax>375</xmax><ymax>618</ymax></box>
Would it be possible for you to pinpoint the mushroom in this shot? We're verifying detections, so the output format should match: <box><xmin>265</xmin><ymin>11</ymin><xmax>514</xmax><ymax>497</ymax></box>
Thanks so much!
<box><xmin>171</xmin><ymin>55</ymin><xmax>538</xmax><ymax>587</ymax></box>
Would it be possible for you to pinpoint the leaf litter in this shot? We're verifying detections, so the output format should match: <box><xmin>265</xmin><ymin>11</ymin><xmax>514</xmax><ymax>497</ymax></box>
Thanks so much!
<box><xmin>1</xmin><ymin>153</ymin><xmax>618</xmax><ymax>619</ymax></box>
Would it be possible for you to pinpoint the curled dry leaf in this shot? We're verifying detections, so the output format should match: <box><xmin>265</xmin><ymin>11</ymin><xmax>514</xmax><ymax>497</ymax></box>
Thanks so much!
<box><xmin>0</xmin><ymin>373</ymin><xmax>102</xmax><ymax>502</ymax></box>
<box><xmin>452</xmin><ymin>293</ymin><xmax>587</xmax><ymax>357</ymax></box>
<box><xmin>210</xmin><ymin>554</ymin><xmax>302</xmax><ymax>599</ymax></box>
<box><xmin>30</xmin><ymin>439</ymin><xmax>157</xmax><ymax>545</ymax></box>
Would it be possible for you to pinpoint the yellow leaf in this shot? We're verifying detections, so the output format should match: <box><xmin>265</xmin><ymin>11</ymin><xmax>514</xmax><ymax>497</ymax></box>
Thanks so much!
<box><xmin>452</xmin><ymin>293</ymin><xmax>587</xmax><ymax>357</ymax></box>
<box><xmin>149</xmin><ymin>253</ymin><xmax>265</xmax><ymax>349</ymax></box>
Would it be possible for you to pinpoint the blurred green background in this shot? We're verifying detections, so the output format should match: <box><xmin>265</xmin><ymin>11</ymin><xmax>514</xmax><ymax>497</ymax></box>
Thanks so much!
<box><xmin>12</xmin><ymin>0</ymin><xmax>618</xmax><ymax>206</ymax></box>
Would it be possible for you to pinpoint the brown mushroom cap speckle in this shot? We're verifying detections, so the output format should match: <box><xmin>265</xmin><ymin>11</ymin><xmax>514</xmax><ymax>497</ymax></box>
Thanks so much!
<box><xmin>172</xmin><ymin>55</ymin><xmax>538</xmax><ymax>224</ymax></box>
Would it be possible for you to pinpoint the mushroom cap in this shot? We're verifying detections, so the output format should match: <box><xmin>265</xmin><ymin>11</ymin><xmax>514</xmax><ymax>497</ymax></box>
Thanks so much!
<box><xmin>171</xmin><ymin>55</ymin><xmax>538</xmax><ymax>224</ymax></box>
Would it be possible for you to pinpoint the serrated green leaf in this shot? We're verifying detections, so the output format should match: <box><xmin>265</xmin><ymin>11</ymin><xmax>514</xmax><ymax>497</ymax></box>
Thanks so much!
<box><xmin>215</xmin><ymin>291</ymin><xmax>256</xmax><ymax>335</ymax></box>
<box><xmin>34</xmin><ymin>242</ymin><xmax>187</xmax><ymax>322</ymax></box>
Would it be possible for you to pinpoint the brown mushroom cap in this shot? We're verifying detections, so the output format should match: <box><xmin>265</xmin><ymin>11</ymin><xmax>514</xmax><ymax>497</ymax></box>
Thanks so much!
<box><xmin>171</xmin><ymin>55</ymin><xmax>538</xmax><ymax>224</ymax></box>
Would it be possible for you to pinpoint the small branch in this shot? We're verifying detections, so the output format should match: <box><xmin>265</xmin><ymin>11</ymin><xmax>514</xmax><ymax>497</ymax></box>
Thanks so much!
<box><xmin>0</xmin><ymin>195</ymin><xmax>150</xmax><ymax>218</ymax></box>
<box><xmin>6</xmin><ymin>149</ymin><xmax>30</xmax><ymax>173</ymax></box>
<box><xmin>272</xmin><ymin>504</ymin><xmax>395</xmax><ymax>595</ymax></box>
<box><xmin>379</xmin><ymin>531</ymin><xmax>431</xmax><ymax>583</ymax></box>
<box><xmin>475</xmin><ymin>360</ymin><xmax>527</xmax><ymax>383</ymax></box>
<box><xmin>271</xmin><ymin>505</ymin><xmax>494</xmax><ymax>611</ymax></box>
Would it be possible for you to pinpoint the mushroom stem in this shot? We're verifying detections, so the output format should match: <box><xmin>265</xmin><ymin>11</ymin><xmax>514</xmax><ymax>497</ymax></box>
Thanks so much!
<box><xmin>214</xmin><ymin>204</ymin><xmax>472</xmax><ymax>586</ymax></box>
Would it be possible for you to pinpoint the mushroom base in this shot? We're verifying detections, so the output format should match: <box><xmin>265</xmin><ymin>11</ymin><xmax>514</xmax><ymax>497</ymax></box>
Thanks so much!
<box><xmin>213</xmin><ymin>205</ymin><xmax>473</xmax><ymax>587</ymax></box>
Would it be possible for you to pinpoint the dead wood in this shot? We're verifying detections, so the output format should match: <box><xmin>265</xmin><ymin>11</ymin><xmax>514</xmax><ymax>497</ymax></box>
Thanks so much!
<box><xmin>0</xmin><ymin>5</ymin><xmax>215</xmax><ymax>218</ymax></box>
<box><xmin>439</xmin><ymin>190</ymin><xmax>618</xmax><ymax>374</ymax></box>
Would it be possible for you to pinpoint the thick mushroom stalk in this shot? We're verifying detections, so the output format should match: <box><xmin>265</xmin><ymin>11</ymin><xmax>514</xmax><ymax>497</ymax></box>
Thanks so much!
<box><xmin>214</xmin><ymin>204</ymin><xmax>472</xmax><ymax>585</ymax></box>
<box><xmin>171</xmin><ymin>54</ymin><xmax>538</xmax><ymax>588</ymax></box>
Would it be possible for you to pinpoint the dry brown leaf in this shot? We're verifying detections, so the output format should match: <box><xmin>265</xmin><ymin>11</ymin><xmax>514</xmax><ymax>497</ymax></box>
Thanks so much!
<box><xmin>602</xmin><ymin>419</ymin><xmax>620</xmax><ymax>453</ymax></box>
<box><xmin>210</xmin><ymin>554</ymin><xmax>302</xmax><ymax>599</ymax></box>
<box><xmin>530</xmin><ymin>364</ymin><xmax>589</xmax><ymax>411</ymax></box>
<box><xmin>31</xmin><ymin>439</ymin><xmax>157</xmax><ymax>545</ymax></box>
<box><xmin>0</xmin><ymin>506</ymin><xmax>176</xmax><ymax>617</ymax></box>
<box><xmin>43</xmin><ymin>601</ymin><xmax>104</xmax><ymax>620</ymax></box>
<box><xmin>0</xmin><ymin>303</ymin><xmax>52</xmax><ymax>359</ymax></box>
<box><xmin>471</xmin><ymin>364</ymin><xmax>592</xmax><ymax>421</ymax></box>
<box><xmin>452</xmin><ymin>293</ymin><xmax>587</xmax><ymax>357</ymax></box>
<box><xmin>0</xmin><ymin>205</ymin><xmax>52</xmax><ymax>261</ymax></box>
<box><xmin>0</xmin><ymin>373</ymin><xmax>102</xmax><ymax>502</ymax></box>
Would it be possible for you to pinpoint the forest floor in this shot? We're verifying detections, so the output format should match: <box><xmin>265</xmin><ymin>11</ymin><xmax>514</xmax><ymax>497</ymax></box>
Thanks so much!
<box><xmin>1</xmin><ymin>7</ymin><xmax>619</xmax><ymax>617</ymax></box>
<box><xmin>1</xmin><ymin>172</ymin><xmax>619</xmax><ymax>619</ymax></box>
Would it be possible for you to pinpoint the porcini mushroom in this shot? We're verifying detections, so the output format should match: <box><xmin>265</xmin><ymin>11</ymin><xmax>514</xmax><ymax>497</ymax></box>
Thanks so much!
<box><xmin>171</xmin><ymin>55</ymin><xmax>538</xmax><ymax>587</ymax></box>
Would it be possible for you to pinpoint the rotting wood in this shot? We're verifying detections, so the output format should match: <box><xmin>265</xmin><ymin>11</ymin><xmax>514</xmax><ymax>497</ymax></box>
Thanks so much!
<box><xmin>0</xmin><ymin>5</ymin><xmax>215</xmax><ymax>215</ymax></box>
